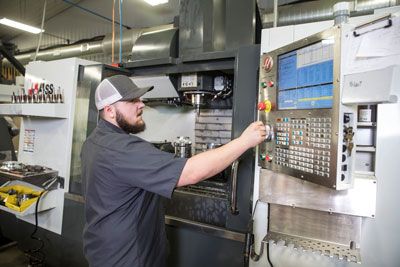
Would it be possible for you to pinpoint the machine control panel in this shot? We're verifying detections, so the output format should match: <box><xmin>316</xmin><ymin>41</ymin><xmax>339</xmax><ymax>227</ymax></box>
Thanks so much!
<box><xmin>257</xmin><ymin>27</ymin><xmax>356</xmax><ymax>190</ymax></box>
<box><xmin>273</xmin><ymin>117</ymin><xmax>332</xmax><ymax>177</ymax></box>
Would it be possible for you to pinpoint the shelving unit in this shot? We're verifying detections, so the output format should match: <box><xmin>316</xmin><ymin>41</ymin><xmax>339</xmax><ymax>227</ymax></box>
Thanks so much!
<box><xmin>0</xmin><ymin>103</ymin><xmax>68</xmax><ymax>118</ymax></box>
<box><xmin>355</xmin><ymin>105</ymin><xmax>377</xmax><ymax>174</ymax></box>
<box><xmin>0</xmin><ymin>58</ymin><xmax>96</xmax><ymax>235</ymax></box>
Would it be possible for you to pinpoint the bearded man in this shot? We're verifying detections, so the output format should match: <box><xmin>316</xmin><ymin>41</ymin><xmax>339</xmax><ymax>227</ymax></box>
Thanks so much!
<box><xmin>81</xmin><ymin>75</ymin><xmax>266</xmax><ymax>267</ymax></box>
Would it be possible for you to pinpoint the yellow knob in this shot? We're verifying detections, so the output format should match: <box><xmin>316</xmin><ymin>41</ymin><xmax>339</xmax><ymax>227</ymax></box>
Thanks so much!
<box><xmin>264</xmin><ymin>100</ymin><xmax>272</xmax><ymax>113</ymax></box>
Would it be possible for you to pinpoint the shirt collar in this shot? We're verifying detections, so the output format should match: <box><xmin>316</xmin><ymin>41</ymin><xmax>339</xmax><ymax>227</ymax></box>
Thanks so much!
<box><xmin>98</xmin><ymin>119</ymin><xmax>127</xmax><ymax>134</ymax></box>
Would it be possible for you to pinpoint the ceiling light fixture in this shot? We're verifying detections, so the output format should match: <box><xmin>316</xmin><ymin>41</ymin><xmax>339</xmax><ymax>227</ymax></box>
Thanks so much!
<box><xmin>143</xmin><ymin>0</ymin><xmax>168</xmax><ymax>6</ymax></box>
<box><xmin>0</xmin><ymin>18</ymin><xmax>44</xmax><ymax>34</ymax></box>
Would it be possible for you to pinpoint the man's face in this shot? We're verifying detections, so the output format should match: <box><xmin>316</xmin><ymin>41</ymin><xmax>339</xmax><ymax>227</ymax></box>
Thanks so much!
<box><xmin>114</xmin><ymin>98</ymin><xmax>146</xmax><ymax>134</ymax></box>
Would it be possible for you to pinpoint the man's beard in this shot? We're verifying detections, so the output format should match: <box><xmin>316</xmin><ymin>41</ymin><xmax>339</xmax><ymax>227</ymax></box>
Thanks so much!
<box><xmin>115</xmin><ymin>109</ymin><xmax>146</xmax><ymax>134</ymax></box>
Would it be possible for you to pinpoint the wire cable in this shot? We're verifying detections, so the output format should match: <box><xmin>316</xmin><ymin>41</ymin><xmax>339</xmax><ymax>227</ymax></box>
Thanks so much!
<box><xmin>266</xmin><ymin>203</ymin><xmax>274</xmax><ymax>267</ymax></box>
<box><xmin>112</xmin><ymin>0</ymin><xmax>116</xmax><ymax>64</ymax></box>
<box><xmin>248</xmin><ymin>200</ymin><xmax>274</xmax><ymax>267</ymax></box>
<box><xmin>119</xmin><ymin>0</ymin><xmax>123</xmax><ymax>63</ymax></box>
<box><xmin>24</xmin><ymin>190</ymin><xmax>46</xmax><ymax>266</ymax></box>
<box><xmin>62</xmin><ymin>0</ymin><xmax>131</xmax><ymax>29</ymax></box>
<box><xmin>33</xmin><ymin>0</ymin><xmax>47</xmax><ymax>61</ymax></box>
<box><xmin>22</xmin><ymin>177</ymin><xmax>59</xmax><ymax>266</ymax></box>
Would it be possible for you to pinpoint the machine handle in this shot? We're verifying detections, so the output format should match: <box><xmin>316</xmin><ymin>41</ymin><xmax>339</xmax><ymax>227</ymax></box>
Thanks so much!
<box><xmin>353</xmin><ymin>15</ymin><xmax>392</xmax><ymax>37</ymax></box>
<box><xmin>230</xmin><ymin>160</ymin><xmax>239</xmax><ymax>215</ymax></box>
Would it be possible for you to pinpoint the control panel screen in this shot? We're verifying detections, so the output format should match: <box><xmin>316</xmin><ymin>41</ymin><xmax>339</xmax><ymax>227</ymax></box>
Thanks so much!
<box><xmin>277</xmin><ymin>41</ymin><xmax>334</xmax><ymax>110</ymax></box>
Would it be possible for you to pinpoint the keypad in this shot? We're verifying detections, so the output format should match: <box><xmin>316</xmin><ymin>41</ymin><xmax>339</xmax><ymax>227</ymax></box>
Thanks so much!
<box><xmin>274</xmin><ymin>117</ymin><xmax>331</xmax><ymax>177</ymax></box>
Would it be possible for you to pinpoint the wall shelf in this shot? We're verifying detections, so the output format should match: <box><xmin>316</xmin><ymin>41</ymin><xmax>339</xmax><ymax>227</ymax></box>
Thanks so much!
<box><xmin>0</xmin><ymin>103</ymin><xmax>68</xmax><ymax>118</ymax></box>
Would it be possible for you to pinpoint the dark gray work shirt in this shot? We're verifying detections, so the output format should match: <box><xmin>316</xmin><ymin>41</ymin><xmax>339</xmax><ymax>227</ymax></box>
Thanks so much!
<box><xmin>81</xmin><ymin>119</ymin><xmax>186</xmax><ymax>267</ymax></box>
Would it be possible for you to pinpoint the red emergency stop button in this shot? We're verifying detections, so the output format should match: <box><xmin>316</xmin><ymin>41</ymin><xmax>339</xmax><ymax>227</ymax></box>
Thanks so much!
<box><xmin>258</xmin><ymin>100</ymin><xmax>273</xmax><ymax>112</ymax></box>
<box><xmin>258</xmin><ymin>102</ymin><xmax>266</xmax><ymax>111</ymax></box>
<box><xmin>267</xmin><ymin>81</ymin><xmax>274</xmax><ymax>87</ymax></box>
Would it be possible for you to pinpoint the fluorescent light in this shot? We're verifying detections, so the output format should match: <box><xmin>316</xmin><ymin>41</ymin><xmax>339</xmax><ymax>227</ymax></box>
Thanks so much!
<box><xmin>143</xmin><ymin>0</ymin><xmax>168</xmax><ymax>6</ymax></box>
<box><xmin>0</xmin><ymin>18</ymin><xmax>44</xmax><ymax>34</ymax></box>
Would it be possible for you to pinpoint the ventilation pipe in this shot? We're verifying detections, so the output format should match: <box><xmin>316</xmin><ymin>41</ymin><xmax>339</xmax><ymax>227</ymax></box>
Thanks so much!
<box><xmin>262</xmin><ymin>0</ymin><xmax>399</xmax><ymax>27</ymax></box>
<box><xmin>333</xmin><ymin>2</ymin><xmax>350</xmax><ymax>25</ymax></box>
<box><xmin>2</xmin><ymin>24</ymin><xmax>173</xmax><ymax>66</ymax></box>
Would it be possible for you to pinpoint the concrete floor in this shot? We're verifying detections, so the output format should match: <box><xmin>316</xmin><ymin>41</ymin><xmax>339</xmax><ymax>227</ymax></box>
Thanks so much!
<box><xmin>0</xmin><ymin>243</ymin><xmax>30</xmax><ymax>267</ymax></box>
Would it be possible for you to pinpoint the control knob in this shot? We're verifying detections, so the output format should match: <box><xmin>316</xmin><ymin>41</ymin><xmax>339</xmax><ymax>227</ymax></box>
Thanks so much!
<box><xmin>265</xmin><ymin>124</ymin><xmax>274</xmax><ymax>142</ymax></box>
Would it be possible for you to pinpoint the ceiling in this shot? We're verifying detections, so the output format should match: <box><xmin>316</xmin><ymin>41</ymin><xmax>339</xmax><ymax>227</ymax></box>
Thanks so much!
<box><xmin>3</xmin><ymin>0</ymin><xmax>391</xmax><ymax>52</ymax></box>
<box><xmin>0</xmin><ymin>0</ymin><xmax>82</xmax><ymax>43</ymax></box>
<box><xmin>0</xmin><ymin>0</ymin><xmax>302</xmax><ymax>46</ymax></box>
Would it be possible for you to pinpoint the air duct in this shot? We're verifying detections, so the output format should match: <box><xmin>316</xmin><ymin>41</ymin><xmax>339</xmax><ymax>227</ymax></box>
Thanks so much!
<box><xmin>2</xmin><ymin>24</ymin><xmax>173</xmax><ymax>66</ymax></box>
<box><xmin>262</xmin><ymin>0</ymin><xmax>399</xmax><ymax>27</ymax></box>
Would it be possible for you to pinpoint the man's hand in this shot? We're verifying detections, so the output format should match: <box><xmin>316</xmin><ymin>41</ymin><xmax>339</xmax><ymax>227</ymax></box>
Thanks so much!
<box><xmin>239</xmin><ymin>121</ymin><xmax>266</xmax><ymax>148</ymax></box>
<box><xmin>178</xmin><ymin>121</ymin><xmax>266</xmax><ymax>187</ymax></box>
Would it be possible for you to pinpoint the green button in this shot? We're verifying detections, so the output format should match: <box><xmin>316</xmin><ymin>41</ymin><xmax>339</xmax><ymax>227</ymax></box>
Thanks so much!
<box><xmin>260</xmin><ymin>153</ymin><xmax>266</xmax><ymax>160</ymax></box>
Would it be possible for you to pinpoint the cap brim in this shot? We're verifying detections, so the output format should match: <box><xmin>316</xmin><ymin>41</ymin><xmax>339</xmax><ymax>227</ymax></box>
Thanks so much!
<box><xmin>120</xmin><ymin>86</ymin><xmax>154</xmax><ymax>101</ymax></box>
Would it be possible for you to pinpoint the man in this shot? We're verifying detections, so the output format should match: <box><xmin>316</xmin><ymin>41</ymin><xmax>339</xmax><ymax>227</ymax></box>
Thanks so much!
<box><xmin>81</xmin><ymin>75</ymin><xmax>266</xmax><ymax>267</ymax></box>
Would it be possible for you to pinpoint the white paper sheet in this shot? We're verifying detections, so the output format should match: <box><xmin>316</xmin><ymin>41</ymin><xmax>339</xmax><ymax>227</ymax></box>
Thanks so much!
<box><xmin>345</xmin><ymin>14</ymin><xmax>400</xmax><ymax>75</ymax></box>
<box><xmin>356</xmin><ymin>16</ymin><xmax>400</xmax><ymax>58</ymax></box>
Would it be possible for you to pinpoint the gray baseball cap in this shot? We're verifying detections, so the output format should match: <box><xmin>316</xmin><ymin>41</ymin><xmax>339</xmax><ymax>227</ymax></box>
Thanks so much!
<box><xmin>94</xmin><ymin>75</ymin><xmax>154</xmax><ymax>110</ymax></box>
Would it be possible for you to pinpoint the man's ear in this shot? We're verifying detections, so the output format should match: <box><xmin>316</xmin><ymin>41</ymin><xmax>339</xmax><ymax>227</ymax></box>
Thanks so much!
<box><xmin>103</xmin><ymin>105</ymin><xmax>115</xmax><ymax>119</ymax></box>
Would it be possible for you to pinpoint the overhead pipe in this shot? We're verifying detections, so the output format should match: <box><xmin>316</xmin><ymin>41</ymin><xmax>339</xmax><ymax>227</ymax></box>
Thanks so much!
<box><xmin>2</xmin><ymin>24</ymin><xmax>173</xmax><ymax>66</ymax></box>
<box><xmin>7</xmin><ymin>0</ymin><xmax>399</xmax><ymax>66</ymax></box>
<box><xmin>333</xmin><ymin>1</ymin><xmax>350</xmax><ymax>25</ymax></box>
<box><xmin>262</xmin><ymin>0</ymin><xmax>399</xmax><ymax>27</ymax></box>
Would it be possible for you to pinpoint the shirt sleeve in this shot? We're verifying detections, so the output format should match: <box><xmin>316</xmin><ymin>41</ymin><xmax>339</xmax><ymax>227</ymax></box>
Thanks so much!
<box><xmin>109</xmin><ymin>137</ymin><xmax>187</xmax><ymax>199</ymax></box>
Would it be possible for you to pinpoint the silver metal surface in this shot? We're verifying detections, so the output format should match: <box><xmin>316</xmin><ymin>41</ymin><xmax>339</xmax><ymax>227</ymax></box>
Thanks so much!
<box><xmin>179</xmin><ymin>0</ymin><xmax>257</xmax><ymax>58</ymax></box>
<box><xmin>261</xmin><ymin>0</ymin><xmax>397</xmax><ymax>27</ymax></box>
<box><xmin>4</xmin><ymin>25</ymin><xmax>172</xmax><ymax>66</ymax></box>
<box><xmin>230</xmin><ymin>160</ymin><xmax>239</xmax><ymax>214</ymax></box>
<box><xmin>132</xmin><ymin>75</ymin><xmax>179</xmax><ymax>99</ymax></box>
<box><xmin>269</xmin><ymin>204</ymin><xmax>362</xmax><ymax>246</ymax></box>
<box><xmin>64</xmin><ymin>192</ymin><xmax>85</xmax><ymax>203</ymax></box>
<box><xmin>333</xmin><ymin>2</ymin><xmax>350</xmax><ymax>25</ymax></box>
<box><xmin>0</xmin><ymin>161</ymin><xmax>21</xmax><ymax>171</ymax></box>
<box><xmin>204</xmin><ymin>143</ymin><xmax>222</xmax><ymax>150</ymax></box>
<box><xmin>131</xmin><ymin>28</ymin><xmax>178</xmax><ymax>61</ymax></box>
<box><xmin>69</xmin><ymin>80</ymin><xmax>91</xmax><ymax>187</ymax></box>
<box><xmin>263</xmin><ymin>232</ymin><xmax>361</xmax><ymax>263</ymax></box>
<box><xmin>194</xmin><ymin>109</ymin><xmax>232</xmax><ymax>153</ymax></box>
<box><xmin>354</xmin><ymin>151</ymin><xmax>375</xmax><ymax>172</ymax></box>
<box><xmin>259</xmin><ymin>169</ymin><xmax>376</xmax><ymax>217</ymax></box>
<box><xmin>164</xmin><ymin>215</ymin><xmax>245</xmax><ymax>242</ymax></box>
<box><xmin>184</xmin><ymin>91</ymin><xmax>215</xmax><ymax>116</ymax></box>
<box><xmin>173</xmin><ymin>136</ymin><xmax>192</xmax><ymax>158</ymax></box>
<box><xmin>264</xmin><ymin>204</ymin><xmax>362</xmax><ymax>262</ymax></box>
